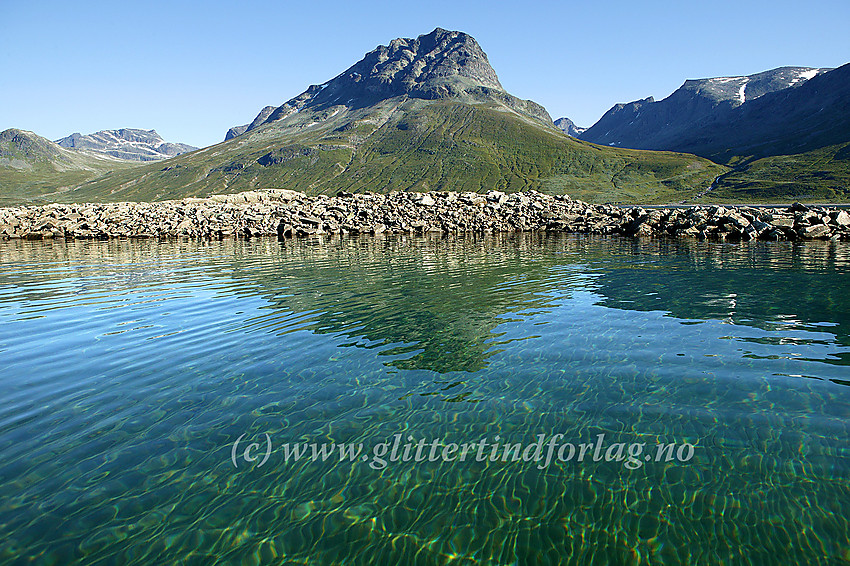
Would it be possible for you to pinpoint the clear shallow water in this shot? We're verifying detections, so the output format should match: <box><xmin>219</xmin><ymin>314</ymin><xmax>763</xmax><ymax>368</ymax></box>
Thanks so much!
<box><xmin>0</xmin><ymin>234</ymin><xmax>849</xmax><ymax>565</ymax></box>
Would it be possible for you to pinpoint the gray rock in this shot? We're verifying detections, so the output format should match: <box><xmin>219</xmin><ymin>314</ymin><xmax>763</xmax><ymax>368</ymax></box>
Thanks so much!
<box><xmin>833</xmin><ymin>210</ymin><xmax>850</xmax><ymax>226</ymax></box>
<box><xmin>801</xmin><ymin>224</ymin><xmax>831</xmax><ymax>239</ymax></box>
<box><xmin>769</xmin><ymin>216</ymin><xmax>795</xmax><ymax>228</ymax></box>
<box><xmin>416</xmin><ymin>194</ymin><xmax>436</xmax><ymax>206</ymax></box>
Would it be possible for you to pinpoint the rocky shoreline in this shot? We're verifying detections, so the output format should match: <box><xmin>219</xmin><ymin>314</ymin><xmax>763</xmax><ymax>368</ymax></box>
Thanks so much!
<box><xmin>1</xmin><ymin>189</ymin><xmax>849</xmax><ymax>242</ymax></box>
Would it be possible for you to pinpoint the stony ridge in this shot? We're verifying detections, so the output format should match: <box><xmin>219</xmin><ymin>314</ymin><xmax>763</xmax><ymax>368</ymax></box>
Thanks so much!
<box><xmin>2</xmin><ymin>190</ymin><xmax>847</xmax><ymax>242</ymax></box>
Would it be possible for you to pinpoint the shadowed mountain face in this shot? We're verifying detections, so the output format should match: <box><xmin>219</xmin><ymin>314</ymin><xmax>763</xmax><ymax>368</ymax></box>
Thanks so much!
<box><xmin>656</xmin><ymin>63</ymin><xmax>850</xmax><ymax>202</ymax></box>
<box><xmin>580</xmin><ymin>66</ymin><xmax>832</xmax><ymax>151</ymax></box>
<box><xmin>692</xmin><ymin>63</ymin><xmax>850</xmax><ymax>202</ymax></box>
<box><xmin>578</xmin><ymin>64</ymin><xmax>850</xmax><ymax>202</ymax></box>
<box><xmin>666</xmin><ymin>63</ymin><xmax>850</xmax><ymax>161</ymax></box>
<box><xmin>55</xmin><ymin>129</ymin><xmax>197</xmax><ymax>161</ymax></box>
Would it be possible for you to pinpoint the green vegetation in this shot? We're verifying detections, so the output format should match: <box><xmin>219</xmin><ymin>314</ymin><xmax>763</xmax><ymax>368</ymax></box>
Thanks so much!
<box><xmin>4</xmin><ymin>98</ymin><xmax>722</xmax><ymax>206</ymax></box>
<box><xmin>0</xmin><ymin>129</ymin><xmax>140</xmax><ymax>206</ymax></box>
<box><xmin>8</xmin><ymin>96</ymin><xmax>847</xmax><ymax>205</ymax></box>
<box><xmin>0</xmin><ymin>167</ymin><xmax>104</xmax><ymax>207</ymax></box>
<box><xmin>698</xmin><ymin>142</ymin><xmax>850</xmax><ymax>203</ymax></box>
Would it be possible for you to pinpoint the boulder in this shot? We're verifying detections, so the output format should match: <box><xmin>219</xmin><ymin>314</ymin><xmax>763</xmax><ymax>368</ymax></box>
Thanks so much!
<box><xmin>801</xmin><ymin>224</ymin><xmax>831</xmax><ymax>239</ymax></box>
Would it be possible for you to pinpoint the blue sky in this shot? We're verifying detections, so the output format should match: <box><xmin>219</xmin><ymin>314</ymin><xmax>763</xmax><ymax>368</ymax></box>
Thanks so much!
<box><xmin>1</xmin><ymin>0</ymin><xmax>848</xmax><ymax>148</ymax></box>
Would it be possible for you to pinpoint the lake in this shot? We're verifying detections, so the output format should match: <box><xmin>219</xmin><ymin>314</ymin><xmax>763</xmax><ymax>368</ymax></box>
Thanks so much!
<box><xmin>1</xmin><ymin>234</ymin><xmax>849</xmax><ymax>564</ymax></box>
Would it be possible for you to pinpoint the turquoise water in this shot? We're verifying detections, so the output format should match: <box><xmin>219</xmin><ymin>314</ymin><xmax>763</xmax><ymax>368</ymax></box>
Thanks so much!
<box><xmin>0</xmin><ymin>234</ymin><xmax>849</xmax><ymax>565</ymax></box>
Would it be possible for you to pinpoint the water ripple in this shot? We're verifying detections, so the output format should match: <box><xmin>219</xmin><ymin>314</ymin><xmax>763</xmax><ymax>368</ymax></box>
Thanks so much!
<box><xmin>0</xmin><ymin>235</ymin><xmax>849</xmax><ymax>564</ymax></box>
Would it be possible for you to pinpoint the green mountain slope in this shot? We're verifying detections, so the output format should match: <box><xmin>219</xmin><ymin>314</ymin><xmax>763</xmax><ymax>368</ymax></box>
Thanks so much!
<box><xmin>703</xmin><ymin>142</ymin><xmax>850</xmax><ymax>202</ymax></box>
<box><xmin>0</xmin><ymin>129</ymin><xmax>140</xmax><ymax>206</ymax></box>
<box><xmin>48</xmin><ymin>97</ymin><xmax>723</xmax><ymax>205</ymax></box>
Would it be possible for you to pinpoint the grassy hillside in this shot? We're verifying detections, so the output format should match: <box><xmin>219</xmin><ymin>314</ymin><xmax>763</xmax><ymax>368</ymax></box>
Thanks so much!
<box><xmin>700</xmin><ymin>142</ymin><xmax>850</xmax><ymax>203</ymax></box>
<box><xmin>0</xmin><ymin>129</ymin><xmax>140</xmax><ymax>206</ymax></box>
<box><xmin>40</xmin><ymin>97</ymin><xmax>722</xmax><ymax>205</ymax></box>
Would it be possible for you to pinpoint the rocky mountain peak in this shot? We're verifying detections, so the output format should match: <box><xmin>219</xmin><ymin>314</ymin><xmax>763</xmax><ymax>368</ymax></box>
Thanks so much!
<box><xmin>553</xmin><ymin>117</ymin><xmax>586</xmax><ymax>137</ymax></box>
<box><xmin>304</xmin><ymin>27</ymin><xmax>504</xmax><ymax>109</ymax></box>
<box><xmin>351</xmin><ymin>27</ymin><xmax>504</xmax><ymax>96</ymax></box>
<box><xmin>224</xmin><ymin>28</ymin><xmax>546</xmax><ymax>141</ymax></box>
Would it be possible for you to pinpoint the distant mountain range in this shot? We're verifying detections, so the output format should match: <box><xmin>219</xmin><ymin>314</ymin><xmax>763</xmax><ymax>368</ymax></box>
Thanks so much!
<box><xmin>578</xmin><ymin>67</ymin><xmax>832</xmax><ymax>151</ymax></box>
<box><xmin>1</xmin><ymin>28</ymin><xmax>847</xmax><ymax>205</ymax></box>
<box><xmin>553</xmin><ymin>117</ymin><xmax>585</xmax><ymax>137</ymax></box>
<box><xmin>54</xmin><ymin>129</ymin><xmax>197</xmax><ymax>161</ymax></box>
<box><xmin>575</xmin><ymin>65</ymin><xmax>850</xmax><ymax>201</ymax></box>
<box><xmin>0</xmin><ymin>128</ymin><xmax>138</xmax><ymax>206</ymax></box>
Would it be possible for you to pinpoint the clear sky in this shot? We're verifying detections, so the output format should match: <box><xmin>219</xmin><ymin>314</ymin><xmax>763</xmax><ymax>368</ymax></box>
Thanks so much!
<box><xmin>2</xmin><ymin>0</ymin><xmax>848</xmax><ymax>148</ymax></box>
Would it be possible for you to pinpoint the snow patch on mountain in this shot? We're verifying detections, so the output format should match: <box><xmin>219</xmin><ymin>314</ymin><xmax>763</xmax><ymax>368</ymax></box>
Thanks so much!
<box><xmin>55</xmin><ymin>129</ymin><xmax>197</xmax><ymax>162</ymax></box>
<box><xmin>737</xmin><ymin>78</ymin><xmax>749</xmax><ymax>103</ymax></box>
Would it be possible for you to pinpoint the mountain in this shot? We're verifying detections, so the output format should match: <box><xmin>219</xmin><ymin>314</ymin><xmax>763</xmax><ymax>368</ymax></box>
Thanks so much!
<box><xmin>51</xmin><ymin>28</ymin><xmax>720</xmax><ymax>205</ymax></box>
<box><xmin>223</xmin><ymin>27</ymin><xmax>553</xmax><ymax>140</ymax></box>
<box><xmin>2</xmin><ymin>28</ymin><xmax>722</xmax><ymax>206</ymax></box>
<box><xmin>225</xmin><ymin>107</ymin><xmax>276</xmax><ymax>141</ymax></box>
<box><xmin>577</xmin><ymin>64</ymin><xmax>850</xmax><ymax>202</ymax></box>
<box><xmin>1</xmin><ymin>128</ymin><xmax>67</xmax><ymax>166</ymax></box>
<box><xmin>54</xmin><ymin>129</ymin><xmax>197</xmax><ymax>161</ymax></box>
<box><xmin>580</xmin><ymin>67</ymin><xmax>831</xmax><ymax>150</ymax></box>
<box><xmin>677</xmin><ymin>63</ymin><xmax>850</xmax><ymax>201</ymax></box>
<box><xmin>658</xmin><ymin>63</ymin><xmax>850</xmax><ymax>161</ymax></box>
<box><xmin>0</xmin><ymin>129</ymin><xmax>138</xmax><ymax>205</ymax></box>
<box><xmin>554</xmin><ymin>117</ymin><xmax>585</xmax><ymax>137</ymax></box>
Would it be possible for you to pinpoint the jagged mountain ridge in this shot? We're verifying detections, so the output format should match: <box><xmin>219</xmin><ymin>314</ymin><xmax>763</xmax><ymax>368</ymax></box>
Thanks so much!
<box><xmin>225</xmin><ymin>107</ymin><xmax>276</xmax><ymax>141</ymax></box>
<box><xmin>225</xmin><ymin>27</ymin><xmax>552</xmax><ymax>141</ymax></box>
<box><xmin>553</xmin><ymin>117</ymin><xmax>585</xmax><ymax>137</ymax></box>
<box><xmin>580</xmin><ymin>66</ymin><xmax>832</xmax><ymax>150</ymax></box>
<box><xmin>55</xmin><ymin>129</ymin><xmax>197</xmax><ymax>162</ymax></box>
